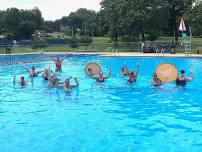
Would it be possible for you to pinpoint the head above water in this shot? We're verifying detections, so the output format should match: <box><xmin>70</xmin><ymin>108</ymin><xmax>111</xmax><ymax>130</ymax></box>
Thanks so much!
<box><xmin>65</xmin><ymin>79</ymin><xmax>70</xmax><ymax>86</ymax></box>
<box><xmin>32</xmin><ymin>66</ymin><xmax>35</xmax><ymax>71</ymax></box>
<box><xmin>181</xmin><ymin>70</ymin><xmax>185</xmax><ymax>74</ymax></box>
<box><xmin>130</xmin><ymin>72</ymin><xmax>134</xmax><ymax>76</ymax></box>
<box><xmin>20</xmin><ymin>75</ymin><xmax>25</xmax><ymax>80</ymax></box>
<box><xmin>56</xmin><ymin>57</ymin><xmax>60</xmax><ymax>61</ymax></box>
<box><xmin>153</xmin><ymin>73</ymin><xmax>157</xmax><ymax>77</ymax></box>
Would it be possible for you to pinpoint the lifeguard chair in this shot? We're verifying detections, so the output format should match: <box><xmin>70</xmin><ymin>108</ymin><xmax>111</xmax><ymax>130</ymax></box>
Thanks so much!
<box><xmin>179</xmin><ymin>18</ymin><xmax>192</xmax><ymax>56</ymax></box>
<box><xmin>182</xmin><ymin>33</ymin><xmax>191</xmax><ymax>56</ymax></box>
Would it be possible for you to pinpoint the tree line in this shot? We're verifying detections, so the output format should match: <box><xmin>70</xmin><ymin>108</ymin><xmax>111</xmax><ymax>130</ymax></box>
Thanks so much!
<box><xmin>0</xmin><ymin>0</ymin><xmax>202</xmax><ymax>42</ymax></box>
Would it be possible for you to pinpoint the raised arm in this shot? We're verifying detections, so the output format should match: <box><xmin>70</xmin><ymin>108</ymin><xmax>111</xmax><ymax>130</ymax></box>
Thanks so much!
<box><xmin>186</xmin><ymin>70</ymin><xmax>194</xmax><ymax>81</ymax></box>
<box><xmin>135</xmin><ymin>64</ymin><xmax>140</xmax><ymax>75</ymax></box>
<box><xmin>104</xmin><ymin>68</ymin><xmax>111</xmax><ymax>79</ymax></box>
<box><xmin>13</xmin><ymin>75</ymin><xmax>16</xmax><ymax>84</ymax></box>
<box><xmin>22</xmin><ymin>64</ymin><xmax>29</xmax><ymax>73</ymax></box>
<box><xmin>37</xmin><ymin>69</ymin><xmax>45</xmax><ymax>74</ymax></box>
<box><xmin>71</xmin><ymin>78</ymin><xmax>79</xmax><ymax>88</ymax></box>
<box><xmin>61</xmin><ymin>55</ymin><xmax>67</xmax><ymax>61</ymax></box>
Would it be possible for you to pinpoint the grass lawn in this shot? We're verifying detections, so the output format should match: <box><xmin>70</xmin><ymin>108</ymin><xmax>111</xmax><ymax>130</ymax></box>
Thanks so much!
<box><xmin>0</xmin><ymin>37</ymin><xmax>201</xmax><ymax>54</ymax></box>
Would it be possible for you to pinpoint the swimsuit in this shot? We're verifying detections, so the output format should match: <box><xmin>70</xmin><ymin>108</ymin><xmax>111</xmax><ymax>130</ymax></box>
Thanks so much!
<box><xmin>97</xmin><ymin>78</ymin><xmax>104</xmax><ymax>83</ymax></box>
<box><xmin>55</xmin><ymin>61</ymin><xmax>62</xmax><ymax>72</ymax></box>
<box><xmin>176</xmin><ymin>78</ymin><xmax>187</xmax><ymax>87</ymax></box>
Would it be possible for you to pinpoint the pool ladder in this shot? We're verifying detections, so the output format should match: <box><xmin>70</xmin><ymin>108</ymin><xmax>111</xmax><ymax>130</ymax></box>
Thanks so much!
<box><xmin>106</xmin><ymin>47</ymin><xmax>119</xmax><ymax>56</ymax></box>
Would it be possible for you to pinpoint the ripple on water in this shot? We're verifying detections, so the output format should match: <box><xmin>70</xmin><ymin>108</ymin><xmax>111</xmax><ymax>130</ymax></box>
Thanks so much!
<box><xmin>0</xmin><ymin>56</ymin><xmax>202</xmax><ymax>152</ymax></box>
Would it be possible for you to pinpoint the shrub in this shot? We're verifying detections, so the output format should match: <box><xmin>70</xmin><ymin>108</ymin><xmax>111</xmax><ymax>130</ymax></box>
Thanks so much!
<box><xmin>32</xmin><ymin>38</ymin><xmax>48</xmax><ymax>49</ymax></box>
<box><xmin>78</xmin><ymin>36</ymin><xmax>93</xmax><ymax>47</ymax></box>
<box><xmin>68</xmin><ymin>36</ymin><xmax>78</xmax><ymax>49</ymax></box>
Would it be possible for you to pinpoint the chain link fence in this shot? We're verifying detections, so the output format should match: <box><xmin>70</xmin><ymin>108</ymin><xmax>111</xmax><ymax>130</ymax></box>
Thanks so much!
<box><xmin>0</xmin><ymin>40</ymin><xmax>202</xmax><ymax>54</ymax></box>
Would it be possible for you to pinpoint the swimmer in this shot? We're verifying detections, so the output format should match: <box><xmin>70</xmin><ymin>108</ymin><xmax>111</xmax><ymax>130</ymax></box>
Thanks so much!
<box><xmin>59</xmin><ymin>77</ymin><xmax>79</xmax><ymax>90</ymax></box>
<box><xmin>48</xmin><ymin>74</ymin><xmax>60</xmax><ymax>87</ymax></box>
<box><xmin>151</xmin><ymin>73</ymin><xmax>162</xmax><ymax>86</ymax></box>
<box><xmin>22</xmin><ymin>65</ymin><xmax>44</xmax><ymax>77</ymax></box>
<box><xmin>51</xmin><ymin>55</ymin><xmax>67</xmax><ymax>72</ymax></box>
<box><xmin>13</xmin><ymin>75</ymin><xmax>27</xmax><ymax>86</ymax></box>
<box><xmin>176</xmin><ymin>70</ymin><xmax>194</xmax><ymax>87</ymax></box>
<box><xmin>121</xmin><ymin>62</ymin><xmax>129</xmax><ymax>76</ymax></box>
<box><xmin>92</xmin><ymin>68</ymin><xmax>111</xmax><ymax>83</ymax></box>
<box><xmin>42</xmin><ymin>67</ymin><xmax>53</xmax><ymax>80</ymax></box>
<box><xmin>127</xmin><ymin>64</ymin><xmax>140</xmax><ymax>84</ymax></box>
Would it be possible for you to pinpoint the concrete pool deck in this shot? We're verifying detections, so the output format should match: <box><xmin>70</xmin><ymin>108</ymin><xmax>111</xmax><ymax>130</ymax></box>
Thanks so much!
<box><xmin>46</xmin><ymin>52</ymin><xmax>202</xmax><ymax>58</ymax></box>
<box><xmin>1</xmin><ymin>52</ymin><xmax>202</xmax><ymax>58</ymax></box>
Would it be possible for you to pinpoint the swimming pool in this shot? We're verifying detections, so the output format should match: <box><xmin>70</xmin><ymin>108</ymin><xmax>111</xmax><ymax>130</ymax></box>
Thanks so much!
<box><xmin>0</xmin><ymin>55</ymin><xmax>202</xmax><ymax>152</ymax></box>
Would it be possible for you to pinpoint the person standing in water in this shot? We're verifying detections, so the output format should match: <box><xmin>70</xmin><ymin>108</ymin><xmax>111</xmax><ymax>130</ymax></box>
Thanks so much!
<box><xmin>120</xmin><ymin>62</ymin><xmax>129</xmax><ymax>76</ymax></box>
<box><xmin>127</xmin><ymin>64</ymin><xmax>140</xmax><ymax>84</ymax></box>
<box><xmin>51</xmin><ymin>55</ymin><xmax>67</xmax><ymax>72</ymax></box>
<box><xmin>151</xmin><ymin>73</ymin><xmax>162</xmax><ymax>86</ymax></box>
<box><xmin>13</xmin><ymin>75</ymin><xmax>27</xmax><ymax>86</ymax></box>
<box><xmin>22</xmin><ymin>65</ymin><xmax>44</xmax><ymax>77</ymax></box>
<box><xmin>176</xmin><ymin>70</ymin><xmax>194</xmax><ymax>87</ymax></box>
<box><xmin>61</xmin><ymin>77</ymin><xmax>79</xmax><ymax>90</ymax></box>
<box><xmin>42</xmin><ymin>67</ymin><xmax>54</xmax><ymax>80</ymax></box>
<box><xmin>92</xmin><ymin>68</ymin><xmax>111</xmax><ymax>83</ymax></box>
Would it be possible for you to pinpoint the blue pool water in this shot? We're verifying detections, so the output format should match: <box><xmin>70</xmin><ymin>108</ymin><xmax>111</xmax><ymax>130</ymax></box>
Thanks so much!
<box><xmin>0</xmin><ymin>55</ymin><xmax>202</xmax><ymax>152</ymax></box>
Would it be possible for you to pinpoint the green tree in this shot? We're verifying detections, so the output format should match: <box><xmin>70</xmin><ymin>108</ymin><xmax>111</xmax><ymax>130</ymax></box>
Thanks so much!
<box><xmin>17</xmin><ymin>21</ymin><xmax>36</xmax><ymax>39</ymax></box>
<box><xmin>61</xmin><ymin>8</ymin><xmax>99</xmax><ymax>36</ymax></box>
<box><xmin>184</xmin><ymin>3</ymin><xmax>202</xmax><ymax>37</ymax></box>
<box><xmin>3</xmin><ymin>8</ymin><xmax>22</xmax><ymax>37</ymax></box>
<box><xmin>101</xmin><ymin>0</ymin><xmax>170</xmax><ymax>41</ymax></box>
<box><xmin>165</xmin><ymin>0</ymin><xmax>193</xmax><ymax>40</ymax></box>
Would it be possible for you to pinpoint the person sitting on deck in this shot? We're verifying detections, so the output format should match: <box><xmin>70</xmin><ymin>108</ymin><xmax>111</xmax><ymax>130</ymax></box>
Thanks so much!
<box><xmin>127</xmin><ymin>64</ymin><xmax>140</xmax><ymax>84</ymax></box>
<box><xmin>176</xmin><ymin>70</ymin><xmax>194</xmax><ymax>87</ymax></box>
<box><xmin>92</xmin><ymin>68</ymin><xmax>111</xmax><ymax>83</ymax></box>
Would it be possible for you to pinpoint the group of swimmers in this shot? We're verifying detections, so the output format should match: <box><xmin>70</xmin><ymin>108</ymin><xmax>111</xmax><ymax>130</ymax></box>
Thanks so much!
<box><xmin>13</xmin><ymin>56</ymin><xmax>79</xmax><ymax>90</ymax></box>
<box><xmin>151</xmin><ymin>69</ymin><xmax>194</xmax><ymax>87</ymax></box>
<box><xmin>120</xmin><ymin>63</ymin><xmax>194</xmax><ymax>87</ymax></box>
<box><xmin>13</xmin><ymin>55</ymin><xmax>194</xmax><ymax>89</ymax></box>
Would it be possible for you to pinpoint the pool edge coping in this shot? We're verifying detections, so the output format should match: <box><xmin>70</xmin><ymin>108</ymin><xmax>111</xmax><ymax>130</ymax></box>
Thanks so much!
<box><xmin>1</xmin><ymin>52</ymin><xmax>202</xmax><ymax>58</ymax></box>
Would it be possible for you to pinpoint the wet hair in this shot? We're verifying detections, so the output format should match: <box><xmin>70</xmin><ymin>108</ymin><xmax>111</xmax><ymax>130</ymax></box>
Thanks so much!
<box><xmin>21</xmin><ymin>75</ymin><xmax>25</xmax><ymax>80</ymax></box>
<box><xmin>130</xmin><ymin>72</ymin><xmax>134</xmax><ymax>75</ymax></box>
<box><xmin>181</xmin><ymin>70</ymin><xmax>185</xmax><ymax>74</ymax></box>
<box><xmin>32</xmin><ymin>66</ymin><xmax>35</xmax><ymax>70</ymax></box>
